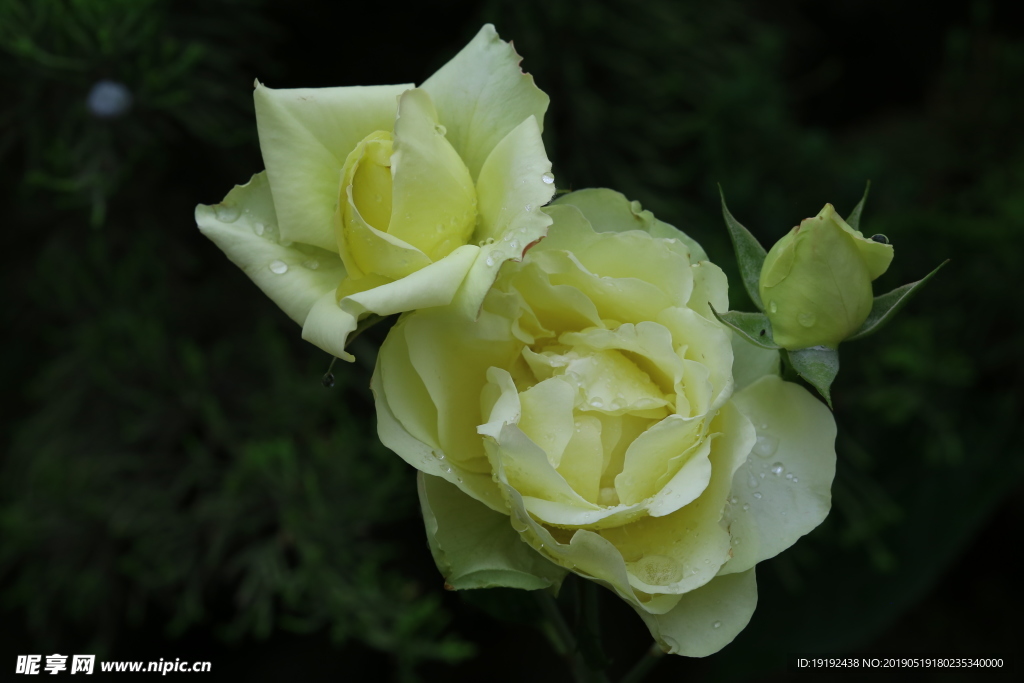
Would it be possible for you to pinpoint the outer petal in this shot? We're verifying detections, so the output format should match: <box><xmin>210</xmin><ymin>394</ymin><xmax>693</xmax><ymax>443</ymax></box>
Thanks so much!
<box><xmin>421</xmin><ymin>24</ymin><xmax>550</xmax><ymax>181</ymax></box>
<box><xmin>418</xmin><ymin>472</ymin><xmax>566</xmax><ymax>590</ymax></box>
<box><xmin>254</xmin><ymin>81</ymin><xmax>412</xmax><ymax>250</ymax></box>
<box><xmin>302</xmin><ymin>244</ymin><xmax>480</xmax><ymax>361</ymax></box>
<box><xmin>389</xmin><ymin>88</ymin><xmax>477</xmax><ymax>260</ymax></box>
<box><xmin>551</xmin><ymin>188</ymin><xmax>709</xmax><ymax>263</ymax></box>
<box><xmin>372</xmin><ymin>347</ymin><xmax>504</xmax><ymax>512</ymax></box>
<box><xmin>719</xmin><ymin>375</ymin><xmax>837</xmax><ymax>575</ymax></box>
<box><xmin>638</xmin><ymin>569</ymin><xmax>758</xmax><ymax>657</ymax></box>
<box><xmin>195</xmin><ymin>172</ymin><xmax>345</xmax><ymax>325</ymax></box>
<box><xmin>452</xmin><ymin>115</ymin><xmax>555</xmax><ymax>319</ymax></box>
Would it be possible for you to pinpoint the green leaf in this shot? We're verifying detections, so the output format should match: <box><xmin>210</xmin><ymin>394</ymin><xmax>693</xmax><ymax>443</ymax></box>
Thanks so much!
<box><xmin>708</xmin><ymin>305</ymin><xmax>780</xmax><ymax>350</ymax></box>
<box><xmin>784</xmin><ymin>346</ymin><xmax>840</xmax><ymax>409</ymax></box>
<box><xmin>719</xmin><ymin>186</ymin><xmax>767</xmax><ymax>310</ymax></box>
<box><xmin>846</xmin><ymin>180</ymin><xmax>871</xmax><ymax>232</ymax></box>
<box><xmin>847</xmin><ymin>260</ymin><xmax>949</xmax><ymax>341</ymax></box>
<box><xmin>417</xmin><ymin>472</ymin><xmax>568</xmax><ymax>591</ymax></box>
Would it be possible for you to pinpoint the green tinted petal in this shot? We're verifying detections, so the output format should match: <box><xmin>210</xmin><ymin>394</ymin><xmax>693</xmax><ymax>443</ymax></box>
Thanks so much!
<box><xmin>344</xmin><ymin>195</ymin><xmax>432</xmax><ymax>280</ymax></box>
<box><xmin>557</xmin><ymin>414</ymin><xmax>604</xmax><ymax>503</ymax></box>
<box><xmin>493</xmin><ymin>422</ymin><xmax>600</xmax><ymax>513</ymax></box>
<box><xmin>421</xmin><ymin>24</ymin><xmax>550</xmax><ymax>181</ymax></box>
<box><xmin>389</xmin><ymin>88</ymin><xmax>477</xmax><ymax>260</ymax></box>
<box><xmin>615</xmin><ymin>415</ymin><xmax>707</xmax><ymax>506</ymax></box>
<box><xmin>196</xmin><ymin>172</ymin><xmax>345</xmax><ymax>326</ymax></box>
<box><xmin>518</xmin><ymin>377</ymin><xmax>577</xmax><ymax>467</ymax></box>
<box><xmin>371</xmin><ymin>352</ymin><xmax>504</xmax><ymax>512</ymax></box>
<box><xmin>474</xmin><ymin>115</ymin><xmax>554</xmax><ymax>245</ymax></box>
<box><xmin>254</xmin><ymin>81</ymin><xmax>411</xmax><ymax>250</ymax></box>
<box><xmin>720</xmin><ymin>375</ymin><xmax>836</xmax><ymax>575</ymax></box>
<box><xmin>603</xmin><ymin>402</ymin><xmax>753</xmax><ymax>594</ymax></box>
<box><xmin>406</xmin><ymin>307</ymin><xmax>521</xmax><ymax>473</ymax></box>
<box><xmin>638</xmin><ymin>569</ymin><xmax>758</xmax><ymax>657</ymax></box>
<box><xmin>687</xmin><ymin>261</ymin><xmax>729</xmax><ymax>321</ymax></box>
<box><xmin>830</xmin><ymin>203</ymin><xmax>894</xmax><ymax>280</ymax></box>
<box><xmin>552</xmin><ymin>188</ymin><xmax>708</xmax><ymax>263</ymax></box>
<box><xmin>418</xmin><ymin>472</ymin><xmax>566</xmax><ymax>590</ymax></box>
<box><xmin>302</xmin><ymin>245</ymin><xmax>479</xmax><ymax>360</ymax></box>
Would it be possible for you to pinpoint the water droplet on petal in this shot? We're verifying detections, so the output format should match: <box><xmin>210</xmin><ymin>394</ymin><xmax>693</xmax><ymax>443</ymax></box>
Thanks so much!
<box><xmin>215</xmin><ymin>204</ymin><xmax>241</xmax><ymax>223</ymax></box>
<box><xmin>252</xmin><ymin>222</ymin><xmax>266</xmax><ymax>236</ymax></box>
<box><xmin>747</xmin><ymin>472</ymin><xmax>759</xmax><ymax>488</ymax></box>
<box><xmin>713</xmin><ymin>621</ymin><xmax>722</xmax><ymax>629</ymax></box>
<box><xmin>769</xmin><ymin>300</ymin><xmax>778</xmax><ymax>313</ymax></box>
<box><xmin>785</xmin><ymin>473</ymin><xmax>793</xmax><ymax>480</ymax></box>
<box><xmin>742</xmin><ymin>503</ymin><xmax>750</xmax><ymax>511</ymax></box>
<box><xmin>542</xmin><ymin>172</ymin><xmax>555</xmax><ymax>184</ymax></box>
<box><xmin>434</xmin><ymin>123</ymin><xmax>447</xmax><ymax>136</ymax></box>
<box><xmin>524</xmin><ymin>204</ymin><xmax>532</xmax><ymax>212</ymax></box>
<box><xmin>792</xmin><ymin>477</ymin><xmax>799</xmax><ymax>483</ymax></box>
<box><xmin>485</xmin><ymin>256</ymin><xmax>495</xmax><ymax>267</ymax></box>
<box><xmin>269</xmin><ymin>260</ymin><xmax>288</xmax><ymax>274</ymax></box>
<box><xmin>730</xmin><ymin>497</ymin><xmax>738</xmax><ymax>505</ymax></box>
<box><xmin>302</xmin><ymin>259</ymin><xmax>320</xmax><ymax>270</ymax></box>
<box><xmin>770</xmin><ymin>462</ymin><xmax>784</xmax><ymax>475</ymax></box>
<box><xmin>753</xmin><ymin>492</ymin><xmax>762</xmax><ymax>500</ymax></box>
<box><xmin>798</xmin><ymin>311</ymin><xmax>817</xmax><ymax>327</ymax></box>
<box><xmin>752</xmin><ymin>434</ymin><xmax>779</xmax><ymax>458</ymax></box>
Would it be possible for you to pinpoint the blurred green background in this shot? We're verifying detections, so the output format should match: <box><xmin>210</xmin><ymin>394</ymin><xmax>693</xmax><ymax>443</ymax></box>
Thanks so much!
<box><xmin>2</xmin><ymin>0</ymin><xmax>1021</xmax><ymax>680</ymax></box>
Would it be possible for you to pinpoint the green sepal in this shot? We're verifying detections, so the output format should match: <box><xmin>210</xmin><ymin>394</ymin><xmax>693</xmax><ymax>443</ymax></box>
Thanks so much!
<box><xmin>847</xmin><ymin>260</ymin><xmax>949</xmax><ymax>341</ymax></box>
<box><xmin>708</xmin><ymin>304</ymin><xmax>781</xmax><ymax>350</ymax></box>
<box><xmin>845</xmin><ymin>180</ymin><xmax>871</xmax><ymax>232</ymax></box>
<box><xmin>418</xmin><ymin>472</ymin><xmax>568</xmax><ymax>591</ymax></box>
<box><xmin>784</xmin><ymin>346</ymin><xmax>840</xmax><ymax>409</ymax></box>
<box><xmin>719</xmin><ymin>186</ymin><xmax>767</xmax><ymax>311</ymax></box>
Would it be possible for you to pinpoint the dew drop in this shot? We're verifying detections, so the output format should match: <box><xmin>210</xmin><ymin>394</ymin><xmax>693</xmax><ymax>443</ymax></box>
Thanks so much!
<box><xmin>713</xmin><ymin>621</ymin><xmax>722</xmax><ymax>629</ymax></box>
<box><xmin>770</xmin><ymin>462</ymin><xmax>784</xmax><ymax>475</ymax></box>
<box><xmin>753</xmin><ymin>492</ymin><xmax>762</xmax><ymax>500</ymax></box>
<box><xmin>542</xmin><ymin>172</ymin><xmax>555</xmax><ymax>184</ymax></box>
<box><xmin>798</xmin><ymin>311</ymin><xmax>817</xmax><ymax>327</ymax></box>
<box><xmin>321</xmin><ymin>372</ymin><xmax>335</xmax><ymax>388</ymax></box>
<box><xmin>509</xmin><ymin>240</ymin><xmax>519</xmax><ymax>251</ymax></box>
<box><xmin>485</xmin><ymin>256</ymin><xmax>495</xmax><ymax>267</ymax></box>
<box><xmin>729</xmin><ymin>497</ymin><xmax>738</xmax><ymax>505</ymax></box>
<box><xmin>434</xmin><ymin>123</ymin><xmax>447</xmax><ymax>136</ymax></box>
<box><xmin>769</xmin><ymin>300</ymin><xmax>778</xmax><ymax>313</ymax></box>
<box><xmin>269</xmin><ymin>260</ymin><xmax>288</xmax><ymax>274</ymax></box>
<box><xmin>785</xmin><ymin>473</ymin><xmax>794</xmax><ymax>480</ymax></box>
<box><xmin>752</xmin><ymin>434</ymin><xmax>779</xmax><ymax>458</ymax></box>
<box><xmin>215</xmin><ymin>204</ymin><xmax>241</xmax><ymax>223</ymax></box>
<box><xmin>742</xmin><ymin>503</ymin><xmax>750</xmax><ymax>511</ymax></box>
<box><xmin>524</xmin><ymin>204</ymin><xmax>533</xmax><ymax>212</ymax></box>
<box><xmin>792</xmin><ymin>477</ymin><xmax>799</xmax><ymax>483</ymax></box>
<box><xmin>252</xmin><ymin>222</ymin><xmax>266</xmax><ymax>236</ymax></box>
<box><xmin>589</xmin><ymin>397</ymin><xmax>604</xmax><ymax>408</ymax></box>
<box><xmin>747</xmin><ymin>472</ymin><xmax>759</xmax><ymax>488</ymax></box>
<box><xmin>870</xmin><ymin>234</ymin><xmax>889</xmax><ymax>244</ymax></box>
<box><xmin>302</xmin><ymin>259</ymin><xmax>320</xmax><ymax>270</ymax></box>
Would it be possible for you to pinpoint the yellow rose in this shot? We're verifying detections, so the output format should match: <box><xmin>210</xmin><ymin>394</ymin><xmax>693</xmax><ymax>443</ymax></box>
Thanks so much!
<box><xmin>759</xmin><ymin>204</ymin><xmax>894</xmax><ymax>349</ymax></box>
<box><xmin>373</xmin><ymin>189</ymin><xmax>837</xmax><ymax>656</ymax></box>
<box><xmin>195</xmin><ymin>25</ymin><xmax>555</xmax><ymax>360</ymax></box>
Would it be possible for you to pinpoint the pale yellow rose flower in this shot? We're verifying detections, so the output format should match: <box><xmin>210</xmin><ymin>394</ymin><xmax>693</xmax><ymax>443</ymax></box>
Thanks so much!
<box><xmin>373</xmin><ymin>189</ymin><xmax>837</xmax><ymax>656</ymax></box>
<box><xmin>195</xmin><ymin>25</ymin><xmax>555</xmax><ymax>360</ymax></box>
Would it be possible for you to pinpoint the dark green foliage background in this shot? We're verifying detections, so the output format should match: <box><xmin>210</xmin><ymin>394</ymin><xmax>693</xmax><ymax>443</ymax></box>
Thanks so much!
<box><xmin>1</xmin><ymin>0</ymin><xmax>1021</xmax><ymax>680</ymax></box>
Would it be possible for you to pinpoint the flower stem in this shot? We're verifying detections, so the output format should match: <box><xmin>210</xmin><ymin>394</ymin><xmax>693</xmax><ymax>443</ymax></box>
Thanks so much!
<box><xmin>619</xmin><ymin>643</ymin><xmax>665</xmax><ymax>683</ymax></box>
<box><xmin>535</xmin><ymin>590</ymin><xmax>609</xmax><ymax>683</ymax></box>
